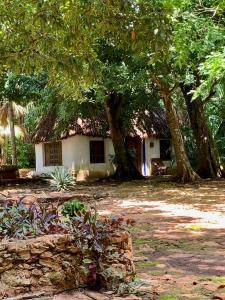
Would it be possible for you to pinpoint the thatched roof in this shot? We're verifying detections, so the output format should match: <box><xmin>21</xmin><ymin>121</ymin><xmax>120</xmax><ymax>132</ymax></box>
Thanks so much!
<box><xmin>33</xmin><ymin>106</ymin><xmax>170</xmax><ymax>143</ymax></box>
<box><xmin>130</xmin><ymin>107</ymin><xmax>170</xmax><ymax>139</ymax></box>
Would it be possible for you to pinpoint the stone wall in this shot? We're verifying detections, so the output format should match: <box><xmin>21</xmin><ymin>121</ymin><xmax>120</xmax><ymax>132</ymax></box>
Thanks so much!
<box><xmin>0</xmin><ymin>230</ymin><xmax>135</xmax><ymax>298</ymax></box>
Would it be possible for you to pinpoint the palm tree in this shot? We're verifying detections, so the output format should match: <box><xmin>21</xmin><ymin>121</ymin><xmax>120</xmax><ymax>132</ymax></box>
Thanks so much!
<box><xmin>0</xmin><ymin>101</ymin><xmax>25</xmax><ymax>165</ymax></box>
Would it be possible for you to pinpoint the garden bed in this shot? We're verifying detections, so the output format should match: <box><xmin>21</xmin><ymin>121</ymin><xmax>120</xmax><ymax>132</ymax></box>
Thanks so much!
<box><xmin>0</xmin><ymin>199</ymin><xmax>135</xmax><ymax>298</ymax></box>
<box><xmin>0</xmin><ymin>231</ymin><xmax>135</xmax><ymax>298</ymax></box>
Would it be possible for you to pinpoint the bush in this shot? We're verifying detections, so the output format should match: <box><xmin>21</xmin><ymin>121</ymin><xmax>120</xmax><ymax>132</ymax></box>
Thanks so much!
<box><xmin>50</xmin><ymin>167</ymin><xmax>75</xmax><ymax>191</ymax></box>
<box><xmin>61</xmin><ymin>200</ymin><xmax>87</xmax><ymax>218</ymax></box>
<box><xmin>0</xmin><ymin>164</ymin><xmax>18</xmax><ymax>172</ymax></box>
<box><xmin>0</xmin><ymin>198</ymin><xmax>67</xmax><ymax>239</ymax></box>
<box><xmin>0</xmin><ymin>198</ymin><xmax>134</xmax><ymax>290</ymax></box>
<box><xmin>5</xmin><ymin>139</ymin><xmax>35</xmax><ymax>168</ymax></box>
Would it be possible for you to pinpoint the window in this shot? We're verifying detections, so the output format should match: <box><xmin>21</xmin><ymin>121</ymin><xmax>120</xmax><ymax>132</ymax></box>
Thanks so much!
<box><xmin>90</xmin><ymin>140</ymin><xmax>105</xmax><ymax>163</ymax></box>
<box><xmin>160</xmin><ymin>139</ymin><xmax>171</xmax><ymax>161</ymax></box>
<box><xmin>44</xmin><ymin>142</ymin><xmax>62</xmax><ymax>166</ymax></box>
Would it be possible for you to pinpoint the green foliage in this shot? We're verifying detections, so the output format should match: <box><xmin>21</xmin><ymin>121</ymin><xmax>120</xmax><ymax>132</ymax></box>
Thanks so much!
<box><xmin>50</xmin><ymin>167</ymin><xmax>75</xmax><ymax>191</ymax></box>
<box><xmin>0</xmin><ymin>72</ymin><xmax>47</xmax><ymax>105</ymax></box>
<box><xmin>0</xmin><ymin>193</ymin><xmax>133</xmax><ymax>289</ymax></box>
<box><xmin>2</xmin><ymin>0</ymin><xmax>225</xmax><ymax>177</ymax></box>
<box><xmin>68</xmin><ymin>213</ymin><xmax>131</xmax><ymax>288</ymax></box>
<box><xmin>61</xmin><ymin>200</ymin><xmax>87</xmax><ymax>218</ymax></box>
<box><xmin>116</xmin><ymin>279</ymin><xmax>144</xmax><ymax>296</ymax></box>
<box><xmin>5</xmin><ymin>139</ymin><xmax>35</xmax><ymax>168</ymax></box>
<box><xmin>0</xmin><ymin>198</ymin><xmax>64</xmax><ymax>239</ymax></box>
<box><xmin>0</xmin><ymin>164</ymin><xmax>18</xmax><ymax>172</ymax></box>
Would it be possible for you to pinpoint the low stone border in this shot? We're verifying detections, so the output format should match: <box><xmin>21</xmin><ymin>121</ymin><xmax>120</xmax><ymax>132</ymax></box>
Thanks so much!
<box><xmin>0</xmin><ymin>230</ymin><xmax>135</xmax><ymax>298</ymax></box>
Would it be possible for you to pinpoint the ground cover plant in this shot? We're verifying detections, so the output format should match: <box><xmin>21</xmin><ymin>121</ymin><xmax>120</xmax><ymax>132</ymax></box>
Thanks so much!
<box><xmin>0</xmin><ymin>197</ymin><xmax>66</xmax><ymax>239</ymax></box>
<box><xmin>0</xmin><ymin>198</ymin><xmax>134</xmax><ymax>291</ymax></box>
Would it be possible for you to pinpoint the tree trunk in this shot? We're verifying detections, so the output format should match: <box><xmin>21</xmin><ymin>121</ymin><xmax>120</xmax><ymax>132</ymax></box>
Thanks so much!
<box><xmin>180</xmin><ymin>83</ymin><xmax>224</xmax><ymax>178</ymax></box>
<box><xmin>153</xmin><ymin>79</ymin><xmax>199</xmax><ymax>182</ymax></box>
<box><xmin>8</xmin><ymin>101</ymin><xmax>17</xmax><ymax>165</ymax></box>
<box><xmin>104</xmin><ymin>91</ymin><xmax>143</xmax><ymax>180</ymax></box>
<box><xmin>2</xmin><ymin>137</ymin><xmax>8</xmax><ymax>164</ymax></box>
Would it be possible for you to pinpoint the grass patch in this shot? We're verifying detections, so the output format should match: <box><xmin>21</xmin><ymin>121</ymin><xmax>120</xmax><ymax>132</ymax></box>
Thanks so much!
<box><xmin>159</xmin><ymin>294</ymin><xmax>179</xmax><ymax>300</ymax></box>
<box><xmin>130</xmin><ymin>223</ymin><xmax>153</xmax><ymax>234</ymax></box>
<box><xmin>134</xmin><ymin>236</ymin><xmax>209</xmax><ymax>255</ymax></box>
<box><xmin>212</xmin><ymin>276</ymin><xmax>225</xmax><ymax>284</ymax></box>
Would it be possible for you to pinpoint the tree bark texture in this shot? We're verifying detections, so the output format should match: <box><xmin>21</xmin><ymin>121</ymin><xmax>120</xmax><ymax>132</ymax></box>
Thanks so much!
<box><xmin>8</xmin><ymin>101</ymin><xmax>17</xmax><ymax>165</ymax></box>
<box><xmin>180</xmin><ymin>83</ymin><xmax>224</xmax><ymax>178</ymax></box>
<box><xmin>104</xmin><ymin>91</ymin><xmax>143</xmax><ymax>180</ymax></box>
<box><xmin>154</xmin><ymin>79</ymin><xmax>199</xmax><ymax>182</ymax></box>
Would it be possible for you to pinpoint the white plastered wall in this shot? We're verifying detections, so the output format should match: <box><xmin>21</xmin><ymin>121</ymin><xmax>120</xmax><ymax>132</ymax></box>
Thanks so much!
<box><xmin>35</xmin><ymin>135</ymin><xmax>115</xmax><ymax>179</ymax></box>
<box><xmin>35</xmin><ymin>135</ymin><xmax>173</xmax><ymax>178</ymax></box>
<box><xmin>144</xmin><ymin>137</ymin><xmax>172</xmax><ymax>176</ymax></box>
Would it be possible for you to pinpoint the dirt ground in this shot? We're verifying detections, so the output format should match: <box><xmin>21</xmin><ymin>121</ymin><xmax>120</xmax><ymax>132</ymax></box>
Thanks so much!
<box><xmin>1</xmin><ymin>178</ymin><xmax>225</xmax><ymax>300</ymax></box>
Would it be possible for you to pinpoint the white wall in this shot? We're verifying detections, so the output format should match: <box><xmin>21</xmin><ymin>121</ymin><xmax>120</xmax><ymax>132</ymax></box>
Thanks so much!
<box><xmin>35</xmin><ymin>135</ymin><xmax>115</xmax><ymax>179</ymax></box>
<box><xmin>144</xmin><ymin>137</ymin><xmax>172</xmax><ymax>176</ymax></box>
<box><xmin>35</xmin><ymin>135</ymin><xmax>173</xmax><ymax>179</ymax></box>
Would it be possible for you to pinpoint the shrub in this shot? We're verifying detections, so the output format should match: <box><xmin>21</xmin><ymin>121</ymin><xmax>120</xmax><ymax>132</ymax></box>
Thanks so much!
<box><xmin>0</xmin><ymin>198</ymin><xmax>134</xmax><ymax>289</ymax></box>
<box><xmin>50</xmin><ymin>167</ymin><xmax>75</xmax><ymax>191</ymax></box>
<box><xmin>5</xmin><ymin>139</ymin><xmax>35</xmax><ymax>168</ymax></box>
<box><xmin>0</xmin><ymin>164</ymin><xmax>18</xmax><ymax>172</ymax></box>
<box><xmin>61</xmin><ymin>200</ymin><xmax>87</xmax><ymax>218</ymax></box>
<box><xmin>0</xmin><ymin>198</ymin><xmax>67</xmax><ymax>239</ymax></box>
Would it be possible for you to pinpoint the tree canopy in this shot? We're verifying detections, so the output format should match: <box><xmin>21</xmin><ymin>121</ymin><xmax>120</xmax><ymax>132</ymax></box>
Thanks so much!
<box><xmin>1</xmin><ymin>0</ymin><xmax>225</xmax><ymax>181</ymax></box>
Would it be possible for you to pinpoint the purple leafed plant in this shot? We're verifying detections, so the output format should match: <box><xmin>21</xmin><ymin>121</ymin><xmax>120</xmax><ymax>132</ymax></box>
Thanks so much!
<box><xmin>0</xmin><ymin>197</ymin><xmax>68</xmax><ymax>239</ymax></box>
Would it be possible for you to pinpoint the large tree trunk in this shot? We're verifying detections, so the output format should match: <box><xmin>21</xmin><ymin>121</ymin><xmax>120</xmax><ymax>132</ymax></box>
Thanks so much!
<box><xmin>8</xmin><ymin>101</ymin><xmax>17</xmax><ymax>165</ymax></box>
<box><xmin>154</xmin><ymin>79</ymin><xmax>199</xmax><ymax>182</ymax></box>
<box><xmin>180</xmin><ymin>83</ymin><xmax>224</xmax><ymax>178</ymax></box>
<box><xmin>104</xmin><ymin>91</ymin><xmax>143</xmax><ymax>180</ymax></box>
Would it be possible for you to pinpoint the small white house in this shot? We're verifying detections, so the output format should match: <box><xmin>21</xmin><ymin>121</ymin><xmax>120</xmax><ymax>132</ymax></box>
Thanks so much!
<box><xmin>34</xmin><ymin>108</ymin><xmax>173</xmax><ymax>180</ymax></box>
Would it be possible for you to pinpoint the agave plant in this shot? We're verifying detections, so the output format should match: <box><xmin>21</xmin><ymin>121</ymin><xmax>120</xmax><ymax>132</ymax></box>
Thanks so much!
<box><xmin>50</xmin><ymin>167</ymin><xmax>75</xmax><ymax>191</ymax></box>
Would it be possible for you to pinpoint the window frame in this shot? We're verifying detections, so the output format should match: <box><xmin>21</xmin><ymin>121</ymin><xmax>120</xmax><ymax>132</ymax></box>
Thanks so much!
<box><xmin>43</xmin><ymin>141</ymin><xmax>62</xmax><ymax>167</ymax></box>
<box><xmin>89</xmin><ymin>140</ymin><xmax>105</xmax><ymax>164</ymax></box>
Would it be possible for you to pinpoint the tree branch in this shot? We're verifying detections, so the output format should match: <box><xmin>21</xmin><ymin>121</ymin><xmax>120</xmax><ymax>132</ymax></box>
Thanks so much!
<box><xmin>202</xmin><ymin>81</ymin><xmax>217</xmax><ymax>105</ymax></box>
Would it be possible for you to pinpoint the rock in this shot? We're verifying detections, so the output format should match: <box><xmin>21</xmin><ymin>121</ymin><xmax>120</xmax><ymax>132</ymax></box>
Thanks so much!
<box><xmin>21</xmin><ymin>278</ymin><xmax>32</xmax><ymax>286</ymax></box>
<box><xmin>40</xmin><ymin>251</ymin><xmax>53</xmax><ymax>259</ymax></box>
<box><xmin>133</xmin><ymin>256</ymin><xmax>148</xmax><ymax>262</ymax></box>
<box><xmin>213</xmin><ymin>294</ymin><xmax>225</xmax><ymax>300</ymax></box>
<box><xmin>53</xmin><ymin>292</ymin><xmax>92</xmax><ymax>300</ymax></box>
<box><xmin>31</xmin><ymin>269</ymin><xmax>43</xmax><ymax>276</ymax></box>
<box><xmin>18</xmin><ymin>250</ymin><xmax>31</xmax><ymax>260</ymax></box>
<box><xmin>0</xmin><ymin>230</ymin><xmax>134</xmax><ymax>297</ymax></box>
<box><xmin>39</xmin><ymin>258</ymin><xmax>53</xmax><ymax>268</ymax></box>
<box><xmin>85</xmin><ymin>290</ymin><xmax>109</xmax><ymax>300</ymax></box>
<box><xmin>23</xmin><ymin>263</ymin><xmax>33</xmax><ymax>270</ymax></box>
<box><xmin>0</xmin><ymin>263</ymin><xmax>13</xmax><ymax>273</ymax></box>
<box><xmin>218</xmin><ymin>285</ymin><xmax>225</xmax><ymax>289</ymax></box>
<box><xmin>0</xmin><ymin>244</ymin><xmax>7</xmax><ymax>251</ymax></box>
<box><xmin>62</xmin><ymin>261</ymin><xmax>71</xmax><ymax>268</ymax></box>
<box><xmin>112</xmin><ymin>296</ymin><xmax>141</xmax><ymax>300</ymax></box>
<box><xmin>30</xmin><ymin>247</ymin><xmax>46</xmax><ymax>255</ymax></box>
<box><xmin>7</xmin><ymin>242</ymin><xmax>27</xmax><ymax>253</ymax></box>
<box><xmin>48</xmin><ymin>271</ymin><xmax>65</xmax><ymax>284</ymax></box>
<box><xmin>124</xmin><ymin>295</ymin><xmax>142</xmax><ymax>300</ymax></box>
<box><xmin>67</xmin><ymin>246</ymin><xmax>79</xmax><ymax>253</ymax></box>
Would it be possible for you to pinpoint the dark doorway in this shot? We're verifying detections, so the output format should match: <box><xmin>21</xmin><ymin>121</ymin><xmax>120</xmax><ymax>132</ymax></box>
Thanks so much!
<box><xmin>126</xmin><ymin>136</ymin><xmax>142</xmax><ymax>173</ymax></box>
